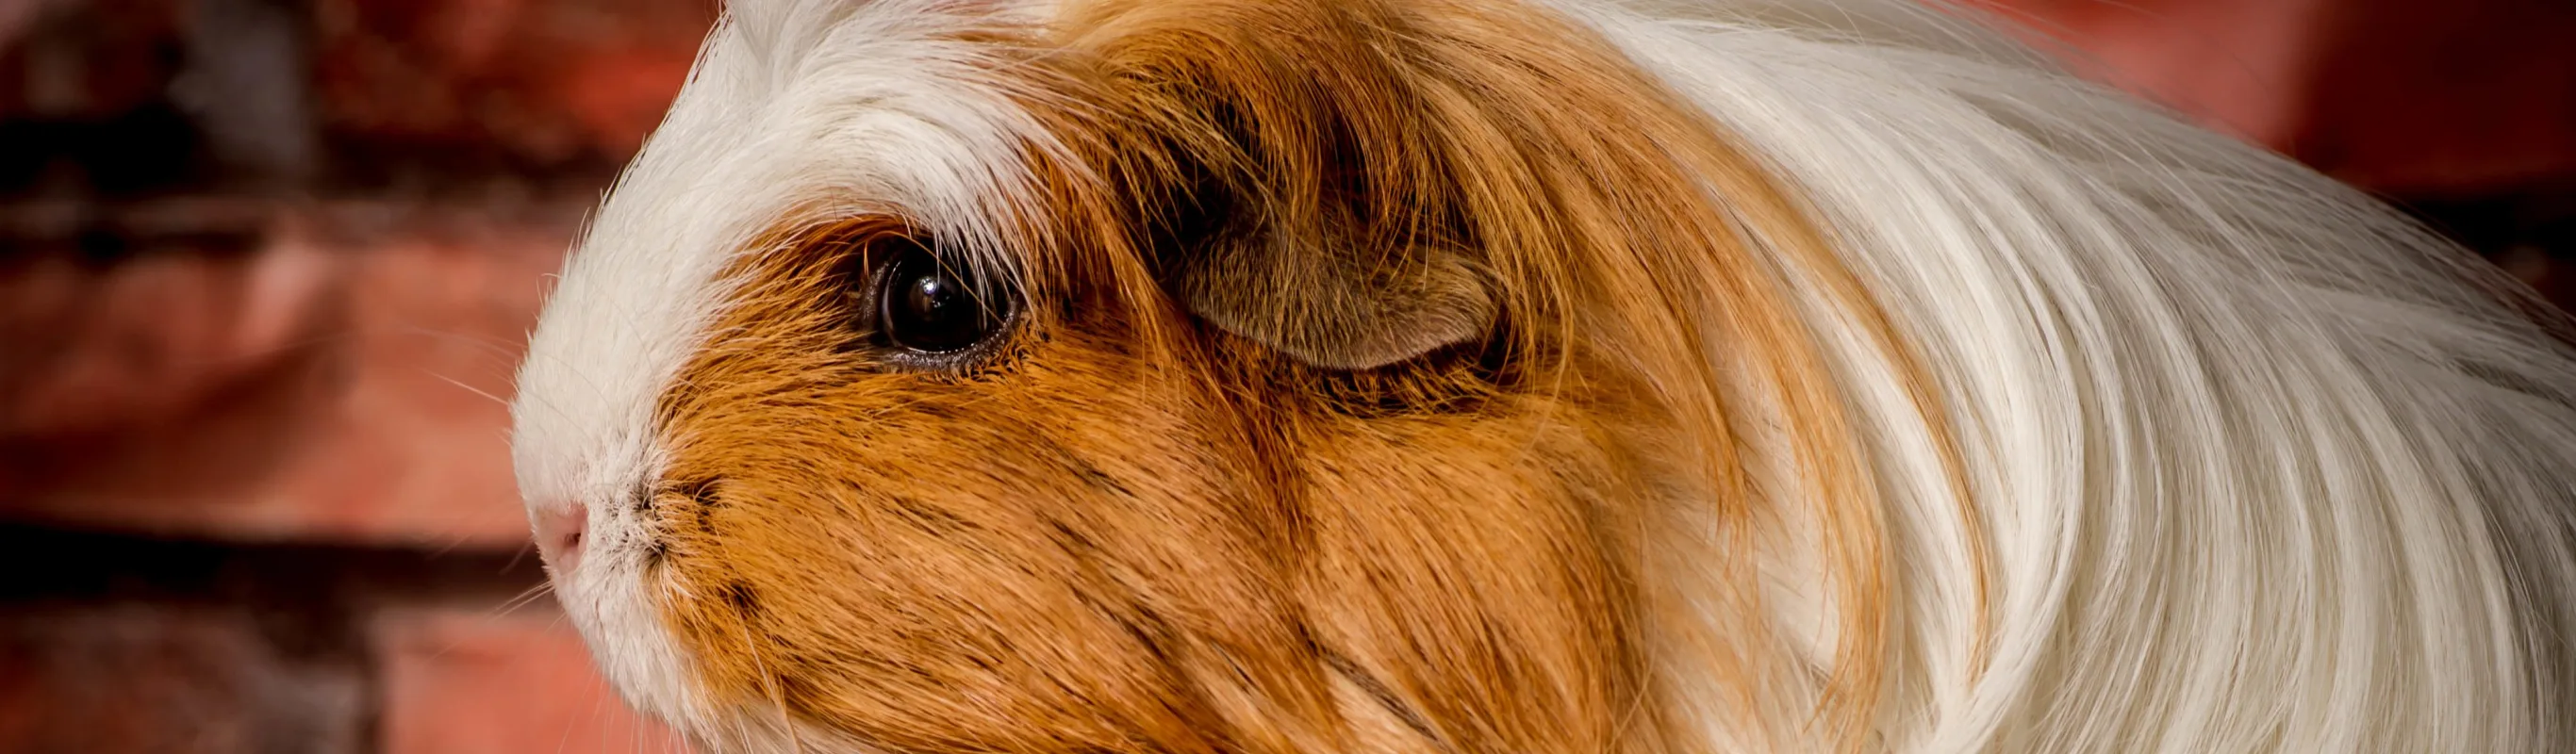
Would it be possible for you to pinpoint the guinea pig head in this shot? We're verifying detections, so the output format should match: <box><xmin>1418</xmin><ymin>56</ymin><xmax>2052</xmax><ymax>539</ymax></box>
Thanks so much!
<box><xmin>513</xmin><ymin>1</ymin><xmax>1905</xmax><ymax>752</ymax></box>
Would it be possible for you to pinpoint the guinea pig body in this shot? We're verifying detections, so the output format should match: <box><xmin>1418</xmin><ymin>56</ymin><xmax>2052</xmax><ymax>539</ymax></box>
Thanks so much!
<box><xmin>509</xmin><ymin>0</ymin><xmax>2576</xmax><ymax>751</ymax></box>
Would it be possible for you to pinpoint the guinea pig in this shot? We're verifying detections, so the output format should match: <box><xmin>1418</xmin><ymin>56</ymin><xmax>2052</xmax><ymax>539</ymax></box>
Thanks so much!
<box><xmin>507</xmin><ymin>0</ymin><xmax>2576</xmax><ymax>751</ymax></box>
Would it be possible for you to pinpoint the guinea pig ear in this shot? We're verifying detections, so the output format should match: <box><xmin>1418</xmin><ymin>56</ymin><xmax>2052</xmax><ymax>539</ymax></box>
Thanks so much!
<box><xmin>1144</xmin><ymin>122</ymin><xmax>1498</xmax><ymax>370</ymax></box>
<box><xmin>1164</xmin><ymin>207</ymin><xmax>1497</xmax><ymax>370</ymax></box>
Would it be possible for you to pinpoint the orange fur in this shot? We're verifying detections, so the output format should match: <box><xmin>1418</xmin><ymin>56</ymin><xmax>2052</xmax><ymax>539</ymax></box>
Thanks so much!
<box><xmin>643</xmin><ymin>0</ymin><xmax>1980</xmax><ymax>750</ymax></box>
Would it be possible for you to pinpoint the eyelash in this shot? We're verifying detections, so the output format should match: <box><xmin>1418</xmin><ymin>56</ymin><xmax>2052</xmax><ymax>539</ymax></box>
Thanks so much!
<box><xmin>849</xmin><ymin>236</ymin><xmax>1022</xmax><ymax>373</ymax></box>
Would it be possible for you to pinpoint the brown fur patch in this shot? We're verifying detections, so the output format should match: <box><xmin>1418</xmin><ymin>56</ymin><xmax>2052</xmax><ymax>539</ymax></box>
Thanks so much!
<box><xmin>645</xmin><ymin>0</ymin><xmax>1980</xmax><ymax>751</ymax></box>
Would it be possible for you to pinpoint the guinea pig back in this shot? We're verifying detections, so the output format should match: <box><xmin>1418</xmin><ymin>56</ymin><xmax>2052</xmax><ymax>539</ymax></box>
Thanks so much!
<box><xmin>508</xmin><ymin>0</ymin><xmax>2576</xmax><ymax>752</ymax></box>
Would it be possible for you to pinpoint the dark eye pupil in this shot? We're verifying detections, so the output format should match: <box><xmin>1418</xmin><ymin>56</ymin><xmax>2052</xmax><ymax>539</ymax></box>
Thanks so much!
<box><xmin>877</xmin><ymin>244</ymin><xmax>1002</xmax><ymax>353</ymax></box>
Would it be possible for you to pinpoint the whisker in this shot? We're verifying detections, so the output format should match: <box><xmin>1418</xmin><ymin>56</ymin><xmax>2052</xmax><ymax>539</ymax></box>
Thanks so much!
<box><xmin>490</xmin><ymin>581</ymin><xmax>559</xmax><ymax>617</ymax></box>
<box><xmin>434</xmin><ymin>371</ymin><xmax>515</xmax><ymax>409</ymax></box>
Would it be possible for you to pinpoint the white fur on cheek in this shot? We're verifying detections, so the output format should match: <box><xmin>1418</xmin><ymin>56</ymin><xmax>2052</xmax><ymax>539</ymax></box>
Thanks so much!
<box><xmin>509</xmin><ymin>0</ymin><xmax>1061</xmax><ymax>744</ymax></box>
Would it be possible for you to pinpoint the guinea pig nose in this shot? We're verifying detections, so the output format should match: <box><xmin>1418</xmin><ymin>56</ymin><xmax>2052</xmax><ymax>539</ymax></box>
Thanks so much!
<box><xmin>534</xmin><ymin>506</ymin><xmax>587</xmax><ymax>573</ymax></box>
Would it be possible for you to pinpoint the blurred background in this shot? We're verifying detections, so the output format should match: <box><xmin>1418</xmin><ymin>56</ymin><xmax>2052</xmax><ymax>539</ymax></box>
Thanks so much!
<box><xmin>0</xmin><ymin>0</ymin><xmax>2568</xmax><ymax>751</ymax></box>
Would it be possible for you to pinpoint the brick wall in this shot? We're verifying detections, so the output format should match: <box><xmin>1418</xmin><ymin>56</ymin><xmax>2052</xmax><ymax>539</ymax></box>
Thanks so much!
<box><xmin>0</xmin><ymin>1</ymin><xmax>2568</xmax><ymax>753</ymax></box>
<box><xmin>1</xmin><ymin>0</ymin><xmax>710</xmax><ymax>750</ymax></box>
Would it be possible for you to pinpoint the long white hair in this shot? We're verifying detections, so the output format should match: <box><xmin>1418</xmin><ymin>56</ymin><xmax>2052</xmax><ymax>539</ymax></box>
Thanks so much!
<box><xmin>1571</xmin><ymin>0</ymin><xmax>2576</xmax><ymax>749</ymax></box>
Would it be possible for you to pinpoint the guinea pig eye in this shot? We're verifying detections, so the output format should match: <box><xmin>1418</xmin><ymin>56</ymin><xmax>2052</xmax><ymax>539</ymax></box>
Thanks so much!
<box><xmin>867</xmin><ymin>238</ymin><xmax>1014</xmax><ymax>358</ymax></box>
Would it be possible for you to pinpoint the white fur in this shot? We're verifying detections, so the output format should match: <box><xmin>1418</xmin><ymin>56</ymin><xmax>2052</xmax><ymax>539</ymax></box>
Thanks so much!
<box><xmin>515</xmin><ymin>0</ymin><xmax>2576</xmax><ymax>751</ymax></box>
<box><xmin>509</xmin><ymin>0</ymin><xmax>1054</xmax><ymax>743</ymax></box>
<box><xmin>1554</xmin><ymin>0</ymin><xmax>2576</xmax><ymax>750</ymax></box>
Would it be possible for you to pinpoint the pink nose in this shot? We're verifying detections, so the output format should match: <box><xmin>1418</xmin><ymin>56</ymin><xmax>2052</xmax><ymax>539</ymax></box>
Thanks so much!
<box><xmin>534</xmin><ymin>506</ymin><xmax>586</xmax><ymax>573</ymax></box>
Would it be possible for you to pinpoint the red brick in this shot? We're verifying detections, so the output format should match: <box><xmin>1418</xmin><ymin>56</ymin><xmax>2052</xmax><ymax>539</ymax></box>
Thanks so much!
<box><xmin>310</xmin><ymin>0</ymin><xmax>717</xmax><ymax>164</ymax></box>
<box><xmin>377</xmin><ymin>607</ymin><xmax>691</xmax><ymax>754</ymax></box>
<box><xmin>0</xmin><ymin>605</ymin><xmax>366</xmax><ymax>754</ymax></box>
<box><xmin>0</xmin><ymin>0</ymin><xmax>189</xmax><ymax>122</ymax></box>
<box><xmin>1963</xmin><ymin>0</ymin><xmax>2576</xmax><ymax>195</ymax></box>
<box><xmin>2294</xmin><ymin>1</ymin><xmax>2576</xmax><ymax>194</ymax></box>
<box><xmin>0</xmin><ymin>207</ymin><xmax>568</xmax><ymax>547</ymax></box>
